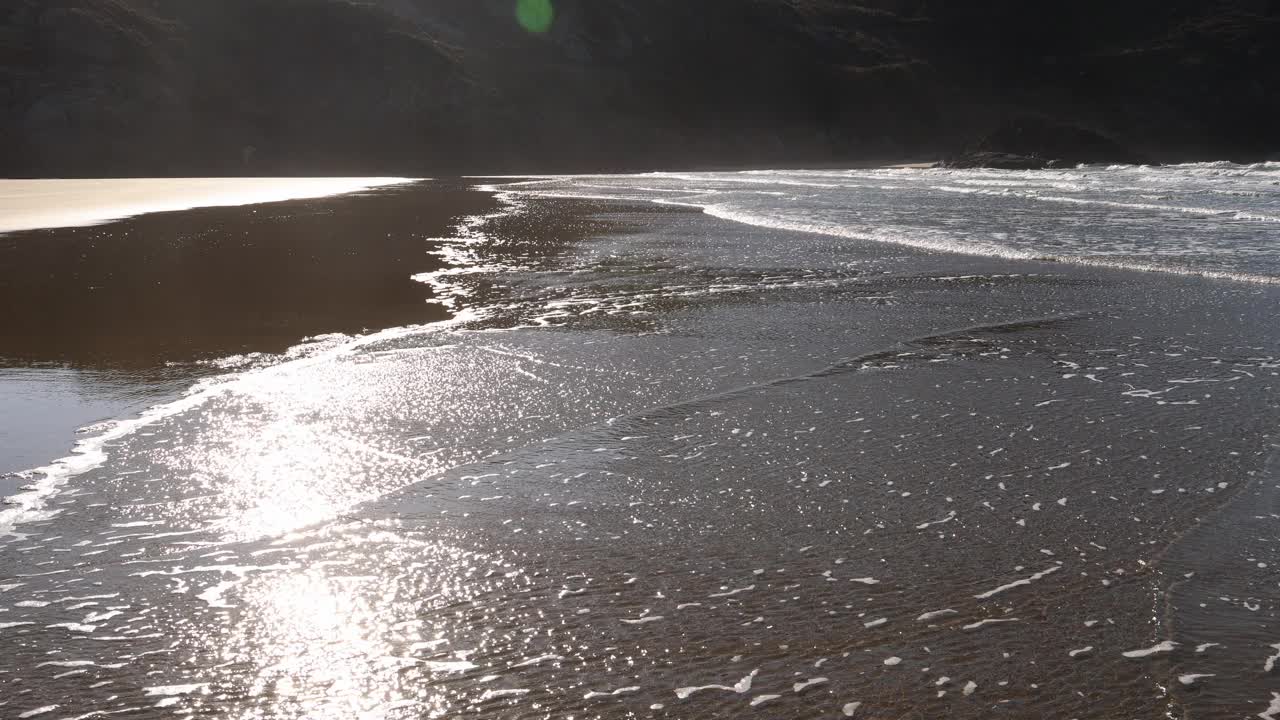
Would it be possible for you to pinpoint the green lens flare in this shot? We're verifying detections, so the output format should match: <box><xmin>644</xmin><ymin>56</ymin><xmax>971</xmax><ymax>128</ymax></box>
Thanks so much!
<box><xmin>515</xmin><ymin>0</ymin><xmax>554</xmax><ymax>33</ymax></box>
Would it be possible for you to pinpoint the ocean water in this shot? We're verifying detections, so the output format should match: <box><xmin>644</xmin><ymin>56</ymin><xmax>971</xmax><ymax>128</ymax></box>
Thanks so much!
<box><xmin>0</xmin><ymin>178</ymin><xmax>473</xmax><ymax>480</ymax></box>
<box><xmin>511</xmin><ymin>162</ymin><xmax>1280</xmax><ymax>283</ymax></box>
<box><xmin>1</xmin><ymin>165</ymin><xmax>1278</xmax><ymax>719</ymax></box>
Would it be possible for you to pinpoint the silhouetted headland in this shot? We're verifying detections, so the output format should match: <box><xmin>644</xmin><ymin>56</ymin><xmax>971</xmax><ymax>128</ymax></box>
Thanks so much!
<box><xmin>3</xmin><ymin>0</ymin><xmax>1277</xmax><ymax>176</ymax></box>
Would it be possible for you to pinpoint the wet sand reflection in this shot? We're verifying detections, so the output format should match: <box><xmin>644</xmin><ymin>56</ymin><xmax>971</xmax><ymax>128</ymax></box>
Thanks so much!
<box><xmin>0</xmin><ymin>180</ymin><xmax>494</xmax><ymax>475</ymax></box>
<box><xmin>0</xmin><ymin>181</ymin><xmax>494</xmax><ymax>367</ymax></box>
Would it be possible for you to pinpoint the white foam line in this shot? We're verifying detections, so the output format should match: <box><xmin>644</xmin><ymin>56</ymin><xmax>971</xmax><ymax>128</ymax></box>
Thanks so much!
<box><xmin>502</xmin><ymin>179</ymin><xmax>1280</xmax><ymax>285</ymax></box>
<box><xmin>0</xmin><ymin>188</ymin><xmax>522</xmax><ymax>539</ymax></box>
<box><xmin>699</xmin><ymin>201</ymin><xmax>1280</xmax><ymax>285</ymax></box>
<box><xmin>511</xmin><ymin>654</ymin><xmax>564</xmax><ymax>668</ymax></box>
<box><xmin>917</xmin><ymin>608</ymin><xmax>957</xmax><ymax>622</ymax></box>
<box><xmin>1261</xmin><ymin>692</ymin><xmax>1280</xmax><ymax>720</ymax></box>
<box><xmin>34</xmin><ymin>660</ymin><xmax>126</xmax><ymax>669</ymax></box>
<box><xmin>1037</xmin><ymin>193</ymin><xmax>1279</xmax><ymax>223</ymax></box>
<box><xmin>0</xmin><ymin>380</ymin><xmax>223</xmax><ymax>537</ymax></box>
<box><xmin>663</xmin><ymin>172</ymin><xmax>848</xmax><ymax>189</ymax></box>
<box><xmin>931</xmin><ymin>184</ymin><xmax>1257</xmax><ymax>219</ymax></box>
<box><xmin>620</xmin><ymin>615</ymin><xmax>664</xmax><ymax>625</ymax></box>
<box><xmin>974</xmin><ymin>565</ymin><xmax>1061</xmax><ymax>599</ymax></box>
<box><xmin>479</xmin><ymin>688</ymin><xmax>530</xmax><ymax>701</ymax></box>
<box><xmin>916</xmin><ymin>511</ymin><xmax>957</xmax><ymax>530</ymax></box>
<box><xmin>423</xmin><ymin>660</ymin><xmax>476</xmax><ymax>673</ymax></box>
<box><xmin>962</xmin><ymin>618</ymin><xmax>1021</xmax><ymax>630</ymax></box>
<box><xmin>1264</xmin><ymin>643</ymin><xmax>1280</xmax><ymax>672</ymax></box>
<box><xmin>144</xmin><ymin>683</ymin><xmax>209</xmax><ymax>696</ymax></box>
<box><xmin>709</xmin><ymin>584</ymin><xmax>755</xmax><ymax>598</ymax></box>
<box><xmin>583</xmin><ymin>686</ymin><xmax>640</xmax><ymax>699</ymax></box>
<box><xmin>675</xmin><ymin>669</ymin><xmax>757</xmax><ymax>699</ymax></box>
<box><xmin>1122</xmin><ymin>640</ymin><xmax>1178</xmax><ymax>658</ymax></box>
<box><xmin>1060</xmin><ymin>255</ymin><xmax>1279</xmax><ymax>285</ymax></box>
<box><xmin>793</xmin><ymin>677</ymin><xmax>828</xmax><ymax>693</ymax></box>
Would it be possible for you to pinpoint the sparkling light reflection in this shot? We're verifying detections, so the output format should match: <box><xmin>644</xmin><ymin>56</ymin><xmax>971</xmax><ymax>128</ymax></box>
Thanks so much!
<box><xmin>153</xmin><ymin>352</ymin><xmax>453</xmax><ymax>543</ymax></box>
<box><xmin>230</xmin><ymin>569</ymin><xmax>428</xmax><ymax>720</ymax></box>
<box><xmin>210</xmin><ymin>525</ymin><xmax>505</xmax><ymax>720</ymax></box>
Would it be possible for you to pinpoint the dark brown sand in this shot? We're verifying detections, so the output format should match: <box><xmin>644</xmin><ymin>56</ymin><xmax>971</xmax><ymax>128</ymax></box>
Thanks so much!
<box><xmin>0</xmin><ymin>181</ymin><xmax>495</xmax><ymax>368</ymax></box>
<box><xmin>0</xmin><ymin>181</ymin><xmax>494</xmax><ymax>476</ymax></box>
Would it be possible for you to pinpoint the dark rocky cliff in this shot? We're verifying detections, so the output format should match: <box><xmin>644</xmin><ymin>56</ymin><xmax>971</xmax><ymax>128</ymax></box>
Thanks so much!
<box><xmin>2</xmin><ymin>0</ymin><xmax>1277</xmax><ymax>176</ymax></box>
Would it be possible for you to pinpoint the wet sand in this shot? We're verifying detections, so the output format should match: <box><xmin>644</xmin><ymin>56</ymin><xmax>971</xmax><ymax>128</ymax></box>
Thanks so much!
<box><xmin>0</xmin><ymin>181</ymin><xmax>495</xmax><ymax>476</ymax></box>
<box><xmin>0</xmin><ymin>184</ymin><xmax>1278</xmax><ymax>719</ymax></box>
<box><xmin>0</xmin><ymin>180</ymin><xmax>493</xmax><ymax>366</ymax></box>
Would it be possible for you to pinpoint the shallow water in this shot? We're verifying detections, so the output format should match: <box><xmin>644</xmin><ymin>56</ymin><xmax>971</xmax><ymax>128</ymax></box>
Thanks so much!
<box><xmin>0</xmin><ymin>365</ymin><xmax>188</xmax><ymax>477</ymax></box>
<box><xmin>513</xmin><ymin>162</ymin><xmax>1280</xmax><ymax>282</ymax></box>
<box><xmin>1</xmin><ymin>169</ymin><xmax>1278</xmax><ymax>719</ymax></box>
<box><xmin>0</xmin><ymin>180</ymin><xmax>492</xmax><ymax>482</ymax></box>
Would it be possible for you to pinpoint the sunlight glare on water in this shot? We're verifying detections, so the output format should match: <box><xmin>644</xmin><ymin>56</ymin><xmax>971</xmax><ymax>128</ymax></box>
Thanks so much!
<box><xmin>208</xmin><ymin>523</ymin><xmax>515</xmax><ymax>720</ymax></box>
<box><xmin>149</xmin><ymin>350</ymin><xmax>455</xmax><ymax>543</ymax></box>
<box><xmin>1</xmin><ymin>168</ymin><xmax>1279</xmax><ymax>720</ymax></box>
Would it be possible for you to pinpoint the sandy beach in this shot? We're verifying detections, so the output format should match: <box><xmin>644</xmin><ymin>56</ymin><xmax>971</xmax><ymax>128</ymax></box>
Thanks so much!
<box><xmin>0</xmin><ymin>178</ymin><xmax>416</xmax><ymax>235</ymax></box>
<box><xmin>1</xmin><ymin>172</ymin><xmax>1278</xmax><ymax>719</ymax></box>
<box><xmin>0</xmin><ymin>180</ymin><xmax>492</xmax><ymax>476</ymax></box>
<box><xmin>5</xmin><ymin>1</ymin><xmax>1277</xmax><ymax>716</ymax></box>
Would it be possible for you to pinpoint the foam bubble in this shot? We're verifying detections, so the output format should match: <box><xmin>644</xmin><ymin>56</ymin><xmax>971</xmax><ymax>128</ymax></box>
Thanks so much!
<box><xmin>974</xmin><ymin>565</ymin><xmax>1061</xmax><ymax>600</ymax></box>
<box><xmin>675</xmin><ymin>669</ymin><xmax>757</xmax><ymax>699</ymax></box>
<box><xmin>1122</xmin><ymin>641</ymin><xmax>1177</xmax><ymax>658</ymax></box>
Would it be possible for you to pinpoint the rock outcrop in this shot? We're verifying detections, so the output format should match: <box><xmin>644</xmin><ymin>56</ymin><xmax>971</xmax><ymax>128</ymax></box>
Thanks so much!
<box><xmin>944</xmin><ymin>116</ymin><xmax>1149</xmax><ymax>169</ymax></box>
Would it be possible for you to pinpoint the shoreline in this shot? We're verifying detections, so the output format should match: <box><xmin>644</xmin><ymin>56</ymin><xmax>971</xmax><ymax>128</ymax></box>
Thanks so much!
<box><xmin>0</xmin><ymin>180</ymin><xmax>498</xmax><ymax>479</ymax></box>
<box><xmin>0</xmin><ymin>178</ymin><xmax>1277</xmax><ymax>718</ymax></box>
<box><xmin>5</xmin><ymin>168</ymin><xmax>1276</xmax><ymax>483</ymax></box>
<box><xmin>0</xmin><ymin>177</ymin><xmax>419</xmax><ymax>235</ymax></box>
<box><xmin>9</xmin><ymin>154</ymin><xmax>1280</xmax><ymax>190</ymax></box>
<box><xmin>0</xmin><ymin>179</ymin><xmax>494</xmax><ymax>367</ymax></box>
